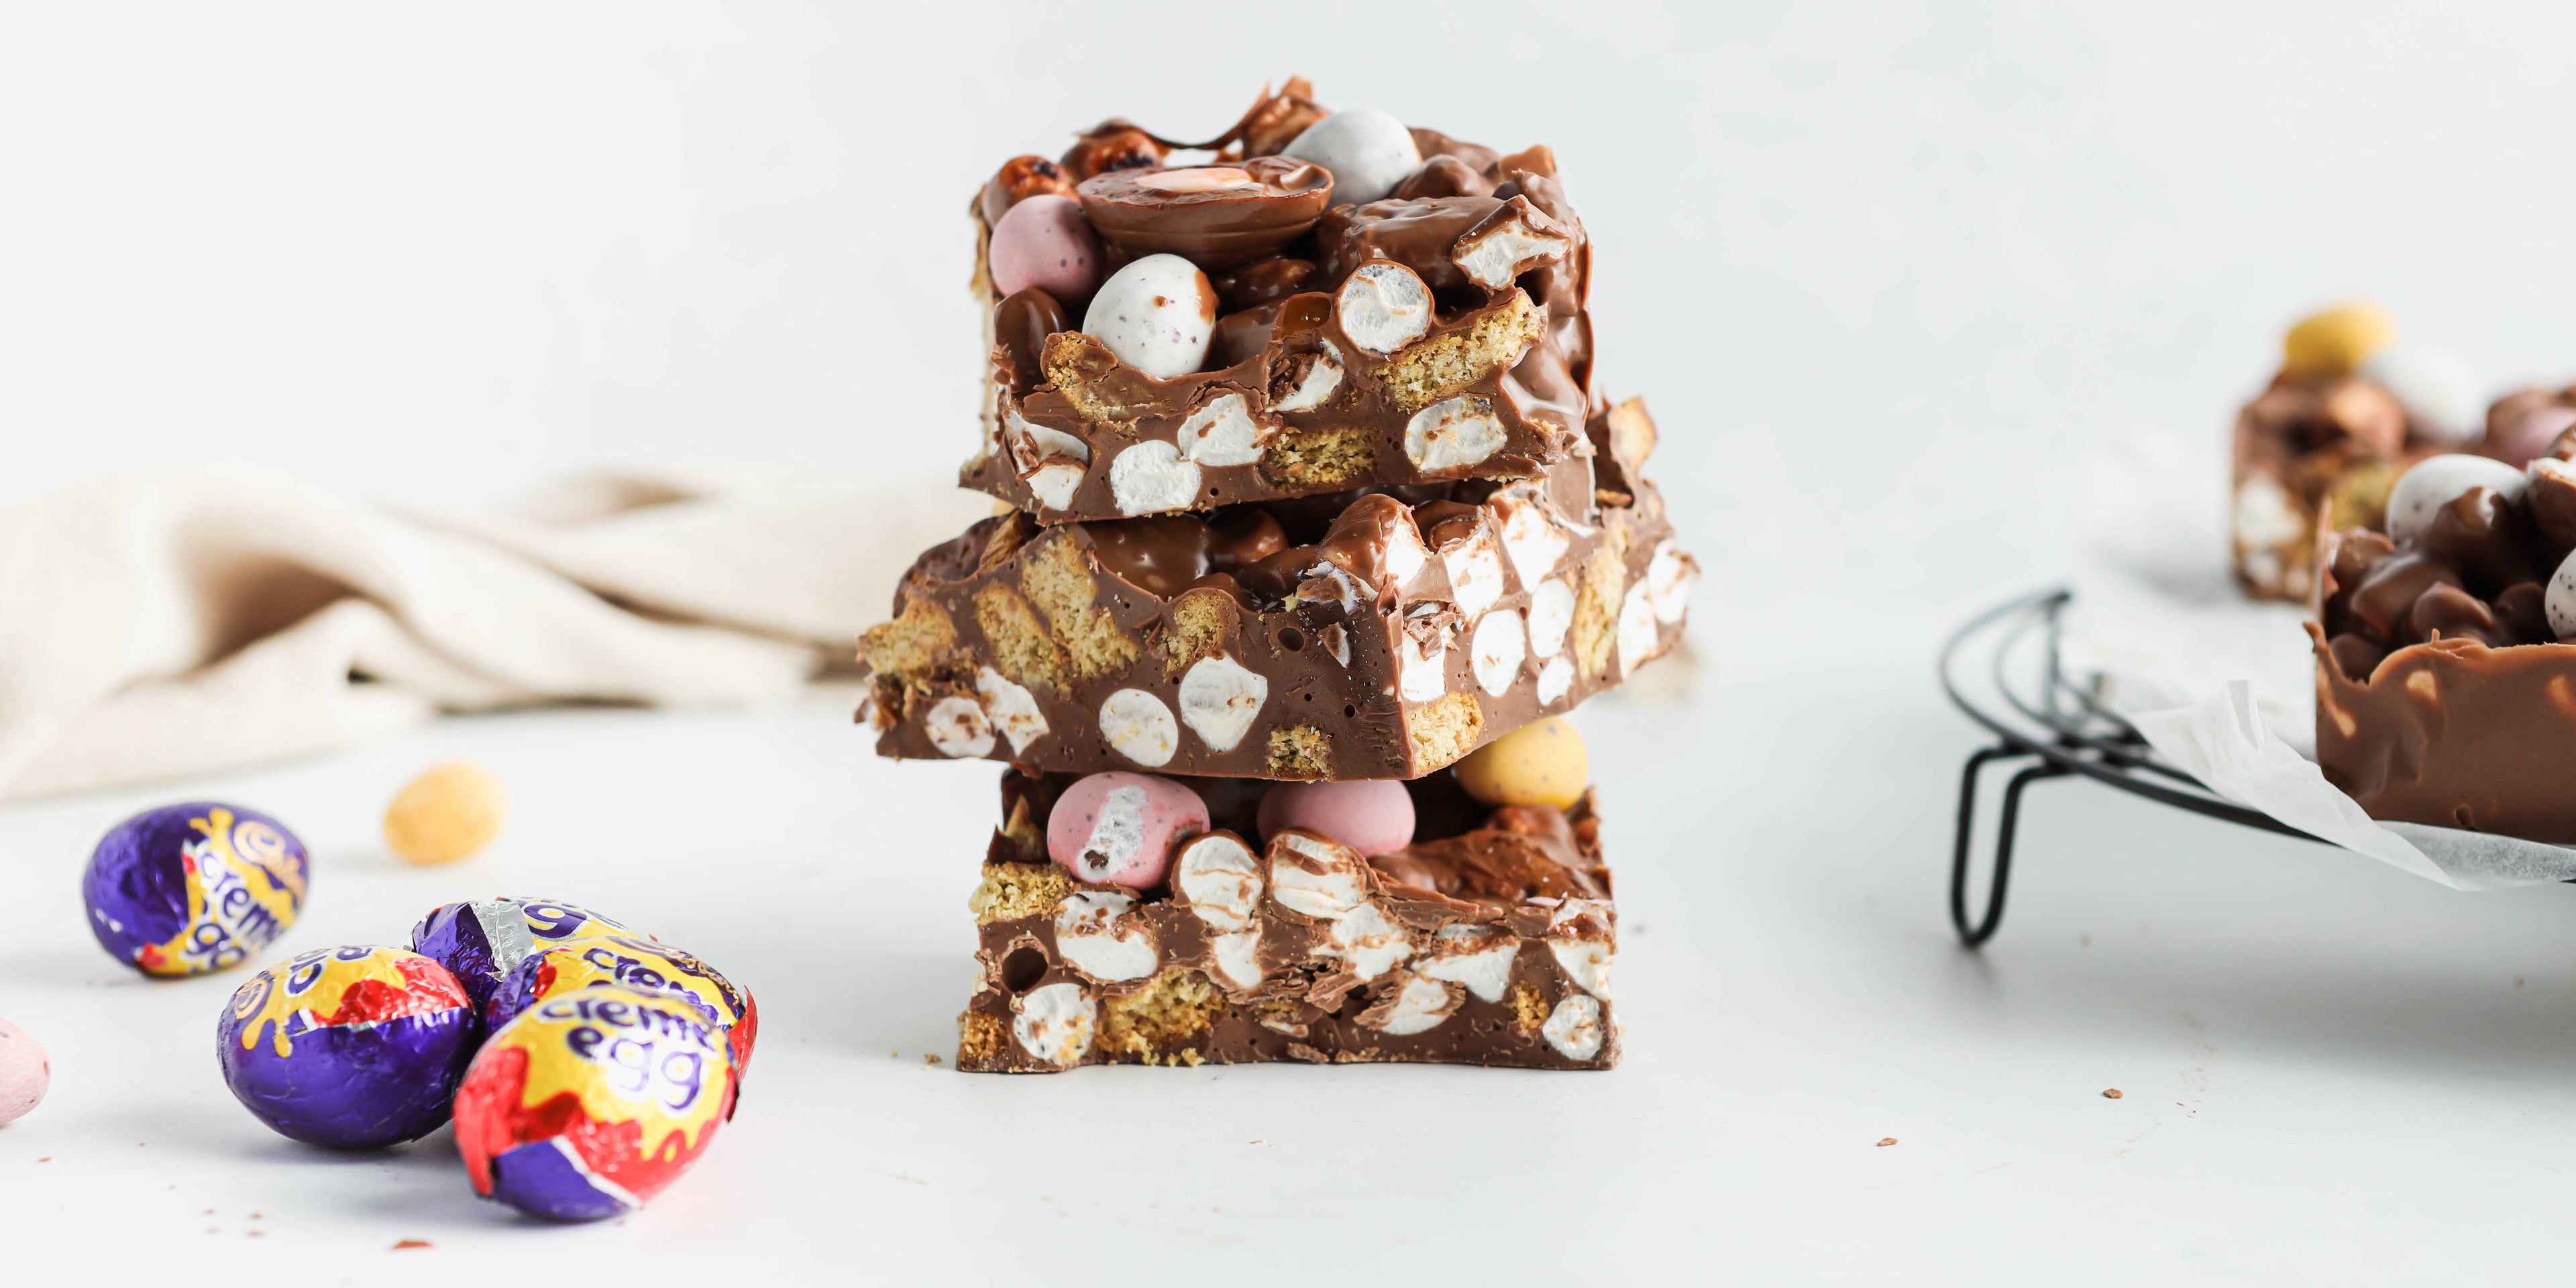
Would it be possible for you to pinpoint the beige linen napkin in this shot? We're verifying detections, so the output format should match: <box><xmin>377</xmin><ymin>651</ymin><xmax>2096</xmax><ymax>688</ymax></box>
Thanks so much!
<box><xmin>0</xmin><ymin>464</ymin><xmax>987</xmax><ymax>801</ymax></box>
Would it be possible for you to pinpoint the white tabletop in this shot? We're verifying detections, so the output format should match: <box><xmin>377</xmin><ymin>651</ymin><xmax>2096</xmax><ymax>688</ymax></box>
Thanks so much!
<box><xmin>12</xmin><ymin>2</ymin><xmax>2576</xmax><ymax>1281</ymax></box>
<box><xmin>7</xmin><ymin>655</ymin><xmax>2575</xmax><ymax>1283</ymax></box>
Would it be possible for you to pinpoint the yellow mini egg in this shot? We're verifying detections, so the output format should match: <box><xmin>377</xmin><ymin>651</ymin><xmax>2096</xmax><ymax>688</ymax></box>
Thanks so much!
<box><xmin>1454</xmin><ymin>717</ymin><xmax>1590</xmax><ymax>810</ymax></box>
<box><xmin>2281</xmin><ymin>301</ymin><xmax>2396</xmax><ymax>379</ymax></box>
<box><xmin>384</xmin><ymin>761</ymin><xmax>507</xmax><ymax>865</ymax></box>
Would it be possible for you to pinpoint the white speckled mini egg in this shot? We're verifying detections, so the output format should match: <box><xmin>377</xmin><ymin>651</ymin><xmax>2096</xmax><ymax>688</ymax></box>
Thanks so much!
<box><xmin>2385</xmin><ymin>453</ymin><xmax>2526</xmax><ymax>543</ymax></box>
<box><xmin>1283</xmin><ymin>108</ymin><xmax>1422</xmax><ymax>207</ymax></box>
<box><xmin>1081</xmin><ymin>253</ymin><xmax>1215</xmax><ymax>380</ymax></box>
<box><xmin>2361</xmin><ymin>344</ymin><xmax>2482</xmax><ymax>447</ymax></box>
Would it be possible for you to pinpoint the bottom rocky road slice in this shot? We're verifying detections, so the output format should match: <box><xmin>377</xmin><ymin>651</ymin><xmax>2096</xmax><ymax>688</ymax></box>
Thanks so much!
<box><xmin>955</xmin><ymin>769</ymin><xmax>1617</xmax><ymax>1072</ymax></box>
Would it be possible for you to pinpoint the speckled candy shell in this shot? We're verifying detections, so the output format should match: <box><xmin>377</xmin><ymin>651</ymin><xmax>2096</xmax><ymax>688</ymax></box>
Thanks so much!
<box><xmin>0</xmin><ymin>1018</ymin><xmax>49</xmax><ymax>1125</ymax></box>
<box><xmin>1257</xmin><ymin>780</ymin><xmax>1417</xmax><ymax>856</ymax></box>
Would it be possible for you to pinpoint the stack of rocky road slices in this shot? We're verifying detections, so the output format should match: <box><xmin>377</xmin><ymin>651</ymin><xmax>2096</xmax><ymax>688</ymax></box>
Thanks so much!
<box><xmin>857</xmin><ymin>79</ymin><xmax>1695</xmax><ymax>1071</ymax></box>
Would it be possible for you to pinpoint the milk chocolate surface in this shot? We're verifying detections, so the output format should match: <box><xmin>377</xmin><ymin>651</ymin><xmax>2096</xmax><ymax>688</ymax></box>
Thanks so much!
<box><xmin>965</xmin><ymin>82</ymin><xmax>1605</xmax><ymax>519</ymax></box>
<box><xmin>2233</xmin><ymin>374</ymin><xmax>2569</xmax><ymax>602</ymax></box>
<box><xmin>859</xmin><ymin>453</ymin><xmax>1693</xmax><ymax>781</ymax></box>
<box><xmin>957</xmin><ymin>773</ymin><xmax>1617</xmax><ymax>1072</ymax></box>
<box><xmin>2312</xmin><ymin>456</ymin><xmax>2576</xmax><ymax>841</ymax></box>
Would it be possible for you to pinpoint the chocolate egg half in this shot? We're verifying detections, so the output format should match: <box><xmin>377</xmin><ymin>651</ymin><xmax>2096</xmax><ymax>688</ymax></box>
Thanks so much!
<box><xmin>1077</xmin><ymin>156</ymin><xmax>1333</xmax><ymax>271</ymax></box>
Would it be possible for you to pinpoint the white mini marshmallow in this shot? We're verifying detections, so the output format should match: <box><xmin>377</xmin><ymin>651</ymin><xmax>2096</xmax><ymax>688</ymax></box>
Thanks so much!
<box><xmin>1083</xmin><ymin>253</ymin><xmax>1215</xmax><ymax>379</ymax></box>
<box><xmin>2386</xmin><ymin>453</ymin><xmax>2526</xmax><ymax>543</ymax></box>
<box><xmin>1336</xmin><ymin>262</ymin><xmax>1432</xmax><ymax>355</ymax></box>
<box><xmin>1175</xmin><ymin>833</ymin><xmax>1262</xmax><ymax>930</ymax></box>
<box><xmin>1008</xmin><ymin>409</ymin><xmax>1091</xmax><ymax>468</ymax></box>
<box><xmin>1645</xmin><ymin>540</ymin><xmax>1693</xmax><ymax>625</ymax></box>
<box><xmin>1319</xmin><ymin>902</ymin><xmax>1414</xmax><ymax>981</ymax></box>
<box><xmin>1546</xmin><ymin>902</ymin><xmax>1607</xmax><ymax>999</ymax></box>
<box><xmin>1283</xmin><ymin>107</ymin><xmax>1422</xmax><ymax>207</ymax></box>
<box><xmin>1381</xmin><ymin>511</ymin><xmax>1432</xmax><ymax>590</ymax></box>
<box><xmin>1398</xmin><ymin>629</ymin><xmax>1447</xmax><ymax>702</ymax></box>
<box><xmin>1177</xmin><ymin>393</ymin><xmax>1267</xmax><ymax>467</ymax></box>
<box><xmin>1470</xmin><ymin>610</ymin><xmax>1527</xmax><ymax>697</ymax></box>
<box><xmin>1535</xmin><ymin>655</ymin><xmax>1575</xmax><ymax>706</ymax></box>
<box><xmin>2363</xmin><ymin>344</ymin><xmax>2483</xmax><ymax>447</ymax></box>
<box><xmin>1541</xmin><ymin>994</ymin><xmax>1605</xmax><ymax>1061</ymax></box>
<box><xmin>1099</xmin><ymin>688</ymin><xmax>1179</xmax><ymax>767</ymax></box>
<box><xmin>1441</xmin><ymin>529</ymin><xmax>1507</xmax><ymax>619</ymax></box>
<box><xmin>1305</xmin><ymin>560</ymin><xmax>1364</xmax><ymax>613</ymax></box>
<box><xmin>1452</xmin><ymin>207</ymin><xmax>1572</xmax><ymax>290</ymax></box>
<box><xmin>1269</xmin><ymin>833</ymin><xmax>1368</xmax><ymax>918</ymax></box>
<box><xmin>1405</xmin><ymin>396</ymin><xmax>1507</xmax><ymax>472</ymax></box>
<box><xmin>1012</xmin><ymin>981</ymin><xmax>1096</xmax><ymax>1065</ymax></box>
<box><xmin>1366</xmin><ymin>974</ymin><xmax>1458</xmax><ymax>1036</ymax></box>
<box><xmin>1273</xmin><ymin>345</ymin><xmax>1344</xmax><ymax>412</ymax></box>
<box><xmin>975</xmin><ymin>667</ymin><xmax>1049</xmax><ymax>754</ymax></box>
<box><xmin>1526</xmin><ymin>578</ymin><xmax>1575</xmax><ymax>658</ymax></box>
<box><xmin>1418</xmin><ymin>924</ymin><xmax>1519</xmax><ymax>1003</ymax></box>
<box><xmin>1110</xmin><ymin>439</ymin><xmax>1203</xmax><ymax>515</ymax></box>
<box><xmin>1026</xmin><ymin>462</ymin><xmax>1084</xmax><ymax>512</ymax></box>
<box><xmin>2233</xmin><ymin>475</ymin><xmax>2304</xmax><ymax>551</ymax></box>
<box><xmin>1178</xmin><ymin>653</ymin><xmax>1268</xmax><ymax>752</ymax></box>
<box><xmin>1617</xmin><ymin>582</ymin><xmax>1660</xmax><ymax>677</ymax></box>
<box><xmin>1054</xmin><ymin>891</ymin><xmax>1157</xmax><ymax>983</ymax></box>
<box><xmin>1493</xmin><ymin>487</ymin><xmax>1570</xmax><ymax>582</ymax></box>
<box><xmin>1210</xmin><ymin>930</ymin><xmax>1264</xmax><ymax>991</ymax></box>
<box><xmin>1549</xmin><ymin>935</ymin><xmax>1611</xmax><ymax>1002</ymax></box>
<box><xmin>924</xmin><ymin>695</ymin><xmax>995</xmax><ymax>758</ymax></box>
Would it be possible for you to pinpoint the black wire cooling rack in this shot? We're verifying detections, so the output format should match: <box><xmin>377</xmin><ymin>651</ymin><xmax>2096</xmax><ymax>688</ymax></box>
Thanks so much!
<box><xmin>1938</xmin><ymin>588</ymin><xmax>2324</xmax><ymax>949</ymax></box>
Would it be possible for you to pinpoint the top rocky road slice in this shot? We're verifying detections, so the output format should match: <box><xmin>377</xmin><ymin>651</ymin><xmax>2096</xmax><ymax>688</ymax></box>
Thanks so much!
<box><xmin>963</xmin><ymin>78</ymin><xmax>1617</xmax><ymax>523</ymax></box>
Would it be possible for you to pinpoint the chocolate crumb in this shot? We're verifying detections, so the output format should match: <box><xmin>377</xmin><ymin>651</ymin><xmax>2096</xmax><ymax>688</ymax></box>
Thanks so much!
<box><xmin>2102</xmin><ymin>1088</ymin><xmax>2123</xmax><ymax>1099</ymax></box>
<box><xmin>1876</xmin><ymin>1137</ymin><xmax>1897</xmax><ymax>1147</ymax></box>
<box><xmin>392</xmin><ymin>1239</ymin><xmax>432</xmax><ymax>1250</ymax></box>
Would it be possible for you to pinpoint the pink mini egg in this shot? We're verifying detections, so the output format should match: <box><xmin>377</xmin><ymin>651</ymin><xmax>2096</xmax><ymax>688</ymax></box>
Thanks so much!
<box><xmin>1047</xmin><ymin>772</ymin><xmax>1209</xmax><ymax>889</ymax></box>
<box><xmin>989</xmin><ymin>195</ymin><xmax>1102</xmax><ymax>303</ymax></box>
<box><xmin>0</xmin><ymin>1017</ymin><xmax>48</xmax><ymax>1126</ymax></box>
<box><xmin>1258</xmin><ymin>780</ymin><xmax>1416</xmax><ymax>857</ymax></box>
<box><xmin>2503</xmin><ymin>406</ymin><xmax>2576</xmax><ymax>468</ymax></box>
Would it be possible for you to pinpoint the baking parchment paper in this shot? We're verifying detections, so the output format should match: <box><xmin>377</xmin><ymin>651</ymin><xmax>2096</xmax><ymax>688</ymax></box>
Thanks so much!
<box><xmin>2056</xmin><ymin>437</ymin><xmax>2576</xmax><ymax>891</ymax></box>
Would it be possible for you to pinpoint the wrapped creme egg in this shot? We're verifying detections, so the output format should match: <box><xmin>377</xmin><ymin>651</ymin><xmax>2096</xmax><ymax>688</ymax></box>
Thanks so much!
<box><xmin>217</xmin><ymin>945</ymin><xmax>480</xmax><ymax>1148</ymax></box>
<box><xmin>491</xmin><ymin>934</ymin><xmax>757</xmax><ymax>1076</ymax></box>
<box><xmin>84</xmin><ymin>803</ymin><xmax>309</xmax><ymax>977</ymax></box>
<box><xmin>410</xmin><ymin>897</ymin><xmax>641</xmax><ymax>1015</ymax></box>
<box><xmin>453</xmin><ymin>982</ymin><xmax>735</xmax><ymax>1222</ymax></box>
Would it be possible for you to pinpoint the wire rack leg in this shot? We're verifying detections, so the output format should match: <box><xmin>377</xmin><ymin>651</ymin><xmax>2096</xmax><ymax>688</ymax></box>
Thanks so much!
<box><xmin>1949</xmin><ymin>745</ymin><xmax>2070</xmax><ymax>949</ymax></box>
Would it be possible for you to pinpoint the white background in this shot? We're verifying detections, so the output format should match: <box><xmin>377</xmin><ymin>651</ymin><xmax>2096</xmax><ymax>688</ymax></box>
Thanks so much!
<box><xmin>6</xmin><ymin>2</ymin><xmax>2576</xmax><ymax>1282</ymax></box>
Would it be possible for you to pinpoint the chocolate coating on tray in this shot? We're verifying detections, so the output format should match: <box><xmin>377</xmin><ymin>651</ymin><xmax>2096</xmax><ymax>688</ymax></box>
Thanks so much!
<box><xmin>2311</xmin><ymin>455</ymin><xmax>2576</xmax><ymax>842</ymax></box>
<box><xmin>965</xmin><ymin>83</ymin><xmax>1602</xmax><ymax>519</ymax></box>
<box><xmin>858</xmin><ymin>453</ymin><xmax>1695</xmax><ymax>780</ymax></box>
<box><xmin>957</xmin><ymin>776</ymin><xmax>1616</xmax><ymax>1072</ymax></box>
